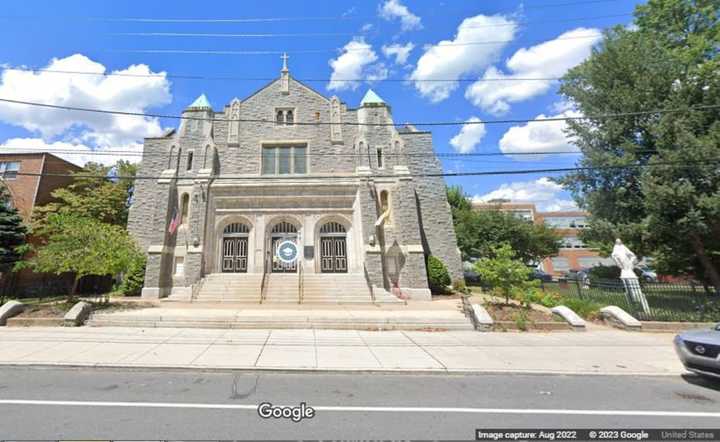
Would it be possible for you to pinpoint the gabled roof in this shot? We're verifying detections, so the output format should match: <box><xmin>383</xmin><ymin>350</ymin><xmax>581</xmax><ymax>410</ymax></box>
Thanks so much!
<box><xmin>361</xmin><ymin>89</ymin><xmax>385</xmax><ymax>105</ymax></box>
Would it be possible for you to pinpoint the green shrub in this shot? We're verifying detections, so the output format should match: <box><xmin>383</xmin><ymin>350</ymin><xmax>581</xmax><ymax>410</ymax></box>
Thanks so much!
<box><xmin>452</xmin><ymin>279</ymin><xmax>469</xmax><ymax>294</ymax></box>
<box><xmin>513</xmin><ymin>308</ymin><xmax>530</xmax><ymax>331</ymax></box>
<box><xmin>427</xmin><ymin>255</ymin><xmax>451</xmax><ymax>294</ymax></box>
<box><xmin>118</xmin><ymin>253</ymin><xmax>146</xmax><ymax>296</ymax></box>
<box><xmin>561</xmin><ymin>297</ymin><xmax>602</xmax><ymax>319</ymax></box>
<box><xmin>587</xmin><ymin>265</ymin><xmax>620</xmax><ymax>281</ymax></box>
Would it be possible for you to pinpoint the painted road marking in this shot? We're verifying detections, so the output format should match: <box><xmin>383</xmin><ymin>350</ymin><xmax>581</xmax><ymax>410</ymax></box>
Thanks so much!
<box><xmin>0</xmin><ymin>400</ymin><xmax>718</xmax><ymax>418</ymax></box>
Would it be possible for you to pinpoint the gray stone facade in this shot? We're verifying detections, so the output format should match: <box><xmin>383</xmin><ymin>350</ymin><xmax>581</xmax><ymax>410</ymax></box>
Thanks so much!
<box><xmin>127</xmin><ymin>65</ymin><xmax>463</xmax><ymax>301</ymax></box>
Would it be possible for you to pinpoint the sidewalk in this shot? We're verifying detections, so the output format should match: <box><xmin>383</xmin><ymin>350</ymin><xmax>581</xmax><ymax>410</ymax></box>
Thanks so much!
<box><xmin>0</xmin><ymin>327</ymin><xmax>685</xmax><ymax>376</ymax></box>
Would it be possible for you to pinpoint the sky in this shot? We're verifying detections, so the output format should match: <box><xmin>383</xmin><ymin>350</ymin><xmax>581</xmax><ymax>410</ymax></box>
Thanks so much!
<box><xmin>0</xmin><ymin>0</ymin><xmax>643</xmax><ymax>211</ymax></box>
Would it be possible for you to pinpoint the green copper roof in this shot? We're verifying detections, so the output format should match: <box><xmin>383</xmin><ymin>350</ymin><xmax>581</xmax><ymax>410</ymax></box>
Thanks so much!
<box><xmin>188</xmin><ymin>93</ymin><xmax>211</xmax><ymax>109</ymax></box>
<box><xmin>361</xmin><ymin>89</ymin><xmax>385</xmax><ymax>105</ymax></box>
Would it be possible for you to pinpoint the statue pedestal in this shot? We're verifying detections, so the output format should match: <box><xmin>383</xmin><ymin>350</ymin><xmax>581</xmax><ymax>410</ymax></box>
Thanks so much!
<box><xmin>621</xmin><ymin>276</ymin><xmax>650</xmax><ymax>315</ymax></box>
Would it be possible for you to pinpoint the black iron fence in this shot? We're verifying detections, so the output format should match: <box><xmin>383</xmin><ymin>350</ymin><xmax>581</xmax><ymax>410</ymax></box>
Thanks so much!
<box><xmin>547</xmin><ymin>278</ymin><xmax>720</xmax><ymax>322</ymax></box>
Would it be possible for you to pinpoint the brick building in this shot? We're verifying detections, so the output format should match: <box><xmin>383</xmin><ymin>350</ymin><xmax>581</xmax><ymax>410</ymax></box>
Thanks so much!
<box><xmin>127</xmin><ymin>61</ymin><xmax>462</xmax><ymax>302</ymax></box>
<box><xmin>472</xmin><ymin>202</ymin><xmax>611</xmax><ymax>277</ymax></box>
<box><xmin>0</xmin><ymin>152</ymin><xmax>81</xmax><ymax>294</ymax></box>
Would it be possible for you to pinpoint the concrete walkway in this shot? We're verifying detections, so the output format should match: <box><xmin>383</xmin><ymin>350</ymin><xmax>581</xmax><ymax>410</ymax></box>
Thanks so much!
<box><xmin>0</xmin><ymin>327</ymin><xmax>685</xmax><ymax>376</ymax></box>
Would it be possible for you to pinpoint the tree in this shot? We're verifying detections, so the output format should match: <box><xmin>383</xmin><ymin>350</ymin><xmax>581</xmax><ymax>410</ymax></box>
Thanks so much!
<box><xmin>558</xmin><ymin>0</ymin><xmax>720</xmax><ymax>287</ymax></box>
<box><xmin>447</xmin><ymin>186</ymin><xmax>560</xmax><ymax>263</ymax></box>
<box><xmin>0</xmin><ymin>184</ymin><xmax>27</xmax><ymax>276</ymax></box>
<box><xmin>33</xmin><ymin>160</ymin><xmax>137</xmax><ymax>228</ymax></box>
<box><xmin>474</xmin><ymin>244</ymin><xmax>533</xmax><ymax>304</ymax></box>
<box><xmin>28</xmin><ymin>213</ymin><xmax>142</xmax><ymax>298</ymax></box>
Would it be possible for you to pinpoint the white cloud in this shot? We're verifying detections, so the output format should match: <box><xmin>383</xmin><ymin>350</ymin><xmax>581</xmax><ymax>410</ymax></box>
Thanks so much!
<box><xmin>382</xmin><ymin>42</ymin><xmax>415</xmax><ymax>65</ymax></box>
<box><xmin>449</xmin><ymin>117</ymin><xmax>486</xmax><ymax>153</ymax></box>
<box><xmin>499</xmin><ymin>110</ymin><xmax>580</xmax><ymax>159</ymax></box>
<box><xmin>2</xmin><ymin>137</ymin><xmax>142</xmax><ymax>166</ymax></box>
<box><xmin>410</xmin><ymin>15</ymin><xmax>517</xmax><ymax>103</ymax></box>
<box><xmin>327</xmin><ymin>38</ymin><xmax>387</xmax><ymax>91</ymax></box>
<box><xmin>465</xmin><ymin>28</ymin><xmax>602</xmax><ymax>114</ymax></box>
<box><xmin>378</xmin><ymin>0</ymin><xmax>422</xmax><ymax>31</ymax></box>
<box><xmin>473</xmin><ymin>177</ymin><xmax>577</xmax><ymax>212</ymax></box>
<box><xmin>0</xmin><ymin>54</ymin><xmax>171</xmax><ymax>146</ymax></box>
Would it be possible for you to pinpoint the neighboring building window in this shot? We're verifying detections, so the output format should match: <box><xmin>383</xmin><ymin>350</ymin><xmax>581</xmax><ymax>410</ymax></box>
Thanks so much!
<box><xmin>578</xmin><ymin>257</ymin><xmax>612</xmax><ymax>268</ymax></box>
<box><xmin>174</xmin><ymin>256</ymin><xmax>184</xmax><ymax>275</ymax></box>
<box><xmin>376</xmin><ymin>147</ymin><xmax>383</xmax><ymax>168</ymax></box>
<box><xmin>544</xmin><ymin>216</ymin><xmax>588</xmax><ymax>228</ymax></box>
<box><xmin>186</xmin><ymin>151</ymin><xmax>193</xmax><ymax>171</ymax></box>
<box><xmin>0</xmin><ymin>162</ymin><xmax>20</xmax><ymax>179</ymax></box>
<box><xmin>274</xmin><ymin>108</ymin><xmax>295</xmax><ymax>126</ymax></box>
<box><xmin>261</xmin><ymin>146</ymin><xmax>307</xmax><ymax>175</ymax></box>
<box><xmin>180</xmin><ymin>193</ymin><xmax>190</xmax><ymax>225</ymax></box>
<box><xmin>562</xmin><ymin>236</ymin><xmax>586</xmax><ymax>249</ymax></box>
<box><xmin>551</xmin><ymin>257</ymin><xmax>570</xmax><ymax>272</ymax></box>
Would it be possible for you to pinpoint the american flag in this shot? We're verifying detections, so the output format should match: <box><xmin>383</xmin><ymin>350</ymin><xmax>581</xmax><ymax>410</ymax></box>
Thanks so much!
<box><xmin>168</xmin><ymin>204</ymin><xmax>180</xmax><ymax>234</ymax></box>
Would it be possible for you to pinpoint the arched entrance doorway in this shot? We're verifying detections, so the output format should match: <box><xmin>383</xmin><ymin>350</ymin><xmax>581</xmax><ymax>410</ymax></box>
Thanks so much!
<box><xmin>221</xmin><ymin>222</ymin><xmax>250</xmax><ymax>273</ymax></box>
<box><xmin>270</xmin><ymin>221</ymin><xmax>298</xmax><ymax>273</ymax></box>
<box><xmin>319</xmin><ymin>221</ymin><xmax>347</xmax><ymax>273</ymax></box>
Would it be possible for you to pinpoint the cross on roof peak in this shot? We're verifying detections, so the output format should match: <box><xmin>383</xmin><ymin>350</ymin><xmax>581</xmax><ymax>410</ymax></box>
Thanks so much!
<box><xmin>281</xmin><ymin>52</ymin><xmax>289</xmax><ymax>73</ymax></box>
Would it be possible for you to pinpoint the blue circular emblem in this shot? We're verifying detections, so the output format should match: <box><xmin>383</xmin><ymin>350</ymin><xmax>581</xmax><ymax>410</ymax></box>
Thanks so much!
<box><xmin>276</xmin><ymin>240</ymin><xmax>299</xmax><ymax>264</ymax></box>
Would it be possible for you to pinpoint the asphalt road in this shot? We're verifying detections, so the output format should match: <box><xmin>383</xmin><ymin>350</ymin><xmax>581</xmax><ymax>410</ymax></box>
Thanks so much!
<box><xmin>0</xmin><ymin>367</ymin><xmax>719</xmax><ymax>440</ymax></box>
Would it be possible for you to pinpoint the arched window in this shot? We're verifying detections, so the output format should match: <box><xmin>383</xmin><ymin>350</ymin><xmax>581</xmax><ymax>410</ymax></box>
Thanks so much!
<box><xmin>286</xmin><ymin>110</ymin><xmax>294</xmax><ymax>125</ymax></box>
<box><xmin>276</xmin><ymin>110</ymin><xmax>284</xmax><ymax>125</ymax></box>
<box><xmin>394</xmin><ymin>140</ymin><xmax>400</xmax><ymax>151</ymax></box>
<box><xmin>180</xmin><ymin>193</ymin><xmax>190</xmax><ymax>225</ymax></box>
<box><xmin>223</xmin><ymin>223</ymin><xmax>250</xmax><ymax>235</ymax></box>
<box><xmin>376</xmin><ymin>147</ymin><xmax>383</xmax><ymax>168</ymax></box>
<box><xmin>202</xmin><ymin>145</ymin><xmax>210</xmax><ymax>168</ymax></box>
<box><xmin>186</xmin><ymin>151</ymin><xmax>193</xmax><ymax>171</ymax></box>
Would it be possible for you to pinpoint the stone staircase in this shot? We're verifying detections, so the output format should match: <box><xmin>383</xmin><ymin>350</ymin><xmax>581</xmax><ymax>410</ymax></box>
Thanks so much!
<box><xmin>193</xmin><ymin>273</ymin><xmax>263</xmax><ymax>303</ymax></box>
<box><xmin>301</xmin><ymin>273</ymin><xmax>402</xmax><ymax>304</ymax></box>
<box><xmin>188</xmin><ymin>272</ymin><xmax>404</xmax><ymax>304</ymax></box>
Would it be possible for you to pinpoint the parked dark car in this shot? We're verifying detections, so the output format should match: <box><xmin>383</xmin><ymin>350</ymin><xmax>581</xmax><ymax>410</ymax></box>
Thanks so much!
<box><xmin>674</xmin><ymin>323</ymin><xmax>720</xmax><ymax>379</ymax></box>
<box><xmin>530</xmin><ymin>268</ymin><xmax>553</xmax><ymax>282</ymax></box>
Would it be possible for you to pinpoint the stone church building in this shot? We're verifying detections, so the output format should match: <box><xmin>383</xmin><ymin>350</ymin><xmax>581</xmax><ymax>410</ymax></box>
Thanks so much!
<box><xmin>127</xmin><ymin>60</ymin><xmax>462</xmax><ymax>303</ymax></box>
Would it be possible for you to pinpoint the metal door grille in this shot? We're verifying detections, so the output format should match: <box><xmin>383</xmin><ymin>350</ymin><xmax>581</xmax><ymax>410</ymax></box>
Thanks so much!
<box><xmin>320</xmin><ymin>237</ymin><xmax>347</xmax><ymax>273</ymax></box>
<box><xmin>222</xmin><ymin>238</ymin><xmax>248</xmax><ymax>272</ymax></box>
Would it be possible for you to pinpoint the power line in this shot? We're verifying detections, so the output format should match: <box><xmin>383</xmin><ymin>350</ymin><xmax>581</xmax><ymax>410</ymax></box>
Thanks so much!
<box><xmin>8</xmin><ymin>160</ymin><xmax>720</xmax><ymax>181</ymax></box>
<box><xmin>1</xmin><ymin>98</ymin><xmax>717</xmax><ymax>127</ymax></box>
<box><xmin>0</xmin><ymin>145</ymin><xmax>593</xmax><ymax>158</ymax></box>
<box><xmin>0</xmin><ymin>66</ymin><xmax>571</xmax><ymax>83</ymax></box>
<box><xmin>107</xmin><ymin>33</ymin><xmax>603</xmax><ymax>56</ymax></box>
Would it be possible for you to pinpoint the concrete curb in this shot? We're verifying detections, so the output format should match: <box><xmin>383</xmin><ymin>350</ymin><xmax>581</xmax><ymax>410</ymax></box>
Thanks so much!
<box><xmin>0</xmin><ymin>362</ymin><xmax>684</xmax><ymax>377</ymax></box>
<box><xmin>64</xmin><ymin>301</ymin><xmax>93</xmax><ymax>327</ymax></box>
<box><xmin>600</xmin><ymin>306</ymin><xmax>642</xmax><ymax>330</ymax></box>
<box><xmin>551</xmin><ymin>305</ymin><xmax>586</xmax><ymax>331</ymax></box>
<box><xmin>0</xmin><ymin>300</ymin><xmax>24</xmax><ymax>326</ymax></box>
<box><xmin>469</xmin><ymin>305</ymin><xmax>494</xmax><ymax>331</ymax></box>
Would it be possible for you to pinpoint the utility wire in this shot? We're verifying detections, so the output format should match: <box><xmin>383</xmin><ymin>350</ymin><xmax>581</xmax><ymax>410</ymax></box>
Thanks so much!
<box><xmin>0</xmin><ymin>98</ymin><xmax>717</xmax><ymax>127</ymax></box>
<box><xmin>0</xmin><ymin>145</ymin><xmax>595</xmax><ymax>157</ymax></box>
<box><xmin>0</xmin><ymin>66</ymin><xmax>573</xmax><ymax>83</ymax></box>
<box><xmin>108</xmin><ymin>33</ymin><xmax>603</xmax><ymax>55</ymax></box>
<box><xmin>8</xmin><ymin>160</ymin><xmax>720</xmax><ymax>181</ymax></box>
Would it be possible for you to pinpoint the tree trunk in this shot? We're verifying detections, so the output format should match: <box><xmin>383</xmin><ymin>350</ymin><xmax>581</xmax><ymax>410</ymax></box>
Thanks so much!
<box><xmin>689</xmin><ymin>234</ymin><xmax>720</xmax><ymax>295</ymax></box>
<box><xmin>69</xmin><ymin>275</ymin><xmax>80</xmax><ymax>302</ymax></box>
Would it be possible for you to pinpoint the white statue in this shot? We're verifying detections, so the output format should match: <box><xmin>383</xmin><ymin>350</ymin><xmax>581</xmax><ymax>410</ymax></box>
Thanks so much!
<box><xmin>611</xmin><ymin>238</ymin><xmax>637</xmax><ymax>279</ymax></box>
<box><xmin>611</xmin><ymin>238</ymin><xmax>650</xmax><ymax>314</ymax></box>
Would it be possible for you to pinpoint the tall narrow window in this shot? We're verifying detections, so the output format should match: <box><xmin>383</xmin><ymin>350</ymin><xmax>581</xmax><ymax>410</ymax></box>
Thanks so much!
<box><xmin>278</xmin><ymin>147</ymin><xmax>291</xmax><ymax>174</ymax></box>
<box><xmin>286</xmin><ymin>110</ymin><xmax>294</xmax><ymax>125</ymax></box>
<box><xmin>380</xmin><ymin>190</ymin><xmax>389</xmax><ymax>213</ymax></box>
<box><xmin>376</xmin><ymin>147</ymin><xmax>383</xmax><ymax>168</ymax></box>
<box><xmin>294</xmin><ymin>146</ymin><xmax>307</xmax><ymax>174</ymax></box>
<box><xmin>276</xmin><ymin>110</ymin><xmax>284</xmax><ymax>125</ymax></box>
<box><xmin>176</xmin><ymin>148</ymin><xmax>182</xmax><ymax>171</ymax></box>
<box><xmin>186</xmin><ymin>151</ymin><xmax>193</xmax><ymax>171</ymax></box>
<box><xmin>180</xmin><ymin>193</ymin><xmax>190</xmax><ymax>225</ymax></box>
<box><xmin>262</xmin><ymin>148</ymin><xmax>276</xmax><ymax>175</ymax></box>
